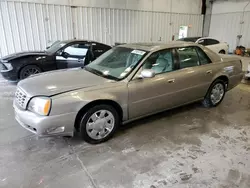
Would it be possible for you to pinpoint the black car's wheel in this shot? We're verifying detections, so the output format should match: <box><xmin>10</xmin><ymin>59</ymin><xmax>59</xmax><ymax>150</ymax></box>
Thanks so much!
<box><xmin>19</xmin><ymin>65</ymin><xmax>41</xmax><ymax>80</ymax></box>
<box><xmin>79</xmin><ymin>104</ymin><xmax>120</xmax><ymax>144</ymax></box>
<box><xmin>202</xmin><ymin>79</ymin><xmax>226</xmax><ymax>108</ymax></box>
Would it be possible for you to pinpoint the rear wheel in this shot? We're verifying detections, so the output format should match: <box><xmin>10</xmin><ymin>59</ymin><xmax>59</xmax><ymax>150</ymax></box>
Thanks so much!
<box><xmin>19</xmin><ymin>65</ymin><xmax>41</xmax><ymax>80</ymax></box>
<box><xmin>202</xmin><ymin>80</ymin><xmax>226</xmax><ymax>108</ymax></box>
<box><xmin>79</xmin><ymin>104</ymin><xmax>120</xmax><ymax>144</ymax></box>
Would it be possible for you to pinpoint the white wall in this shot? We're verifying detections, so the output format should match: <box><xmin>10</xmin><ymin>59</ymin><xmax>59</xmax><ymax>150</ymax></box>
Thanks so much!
<box><xmin>209</xmin><ymin>1</ymin><xmax>250</xmax><ymax>52</ymax></box>
<box><xmin>0</xmin><ymin>0</ymin><xmax>203</xmax><ymax>57</ymax></box>
<box><xmin>212</xmin><ymin>1</ymin><xmax>250</xmax><ymax>14</ymax></box>
<box><xmin>6</xmin><ymin>0</ymin><xmax>202</xmax><ymax>14</ymax></box>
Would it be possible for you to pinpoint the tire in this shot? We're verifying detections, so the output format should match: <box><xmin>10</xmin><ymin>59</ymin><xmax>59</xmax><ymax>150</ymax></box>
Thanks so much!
<box><xmin>79</xmin><ymin>104</ymin><xmax>120</xmax><ymax>144</ymax></box>
<box><xmin>19</xmin><ymin>65</ymin><xmax>41</xmax><ymax>80</ymax></box>
<box><xmin>202</xmin><ymin>79</ymin><xmax>226</xmax><ymax>108</ymax></box>
<box><xmin>219</xmin><ymin>50</ymin><xmax>225</xmax><ymax>54</ymax></box>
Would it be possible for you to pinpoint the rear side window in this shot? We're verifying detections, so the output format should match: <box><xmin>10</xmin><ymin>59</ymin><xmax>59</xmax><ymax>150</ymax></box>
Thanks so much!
<box><xmin>195</xmin><ymin>47</ymin><xmax>211</xmax><ymax>65</ymax></box>
<box><xmin>205</xmin><ymin>39</ymin><xmax>219</xmax><ymax>46</ymax></box>
<box><xmin>177</xmin><ymin>47</ymin><xmax>199</xmax><ymax>69</ymax></box>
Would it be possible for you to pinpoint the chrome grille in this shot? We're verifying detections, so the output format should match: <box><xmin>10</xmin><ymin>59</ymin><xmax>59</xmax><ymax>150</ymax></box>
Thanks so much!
<box><xmin>15</xmin><ymin>88</ymin><xmax>28</xmax><ymax>109</ymax></box>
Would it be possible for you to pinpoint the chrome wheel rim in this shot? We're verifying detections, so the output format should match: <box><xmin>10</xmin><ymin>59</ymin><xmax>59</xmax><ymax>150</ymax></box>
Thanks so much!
<box><xmin>210</xmin><ymin>83</ymin><xmax>224</xmax><ymax>105</ymax></box>
<box><xmin>86</xmin><ymin>110</ymin><xmax>115</xmax><ymax>140</ymax></box>
<box><xmin>23</xmin><ymin>68</ymin><xmax>40</xmax><ymax>78</ymax></box>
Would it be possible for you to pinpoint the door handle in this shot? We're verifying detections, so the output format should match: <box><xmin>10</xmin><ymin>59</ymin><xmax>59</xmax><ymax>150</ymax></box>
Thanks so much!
<box><xmin>167</xmin><ymin>79</ymin><xmax>175</xmax><ymax>83</ymax></box>
<box><xmin>206</xmin><ymin>70</ymin><xmax>212</xmax><ymax>74</ymax></box>
<box><xmin>78</xmin><ymin>59</ymin><xmax>82</xmax><ymax>62</ymax></box>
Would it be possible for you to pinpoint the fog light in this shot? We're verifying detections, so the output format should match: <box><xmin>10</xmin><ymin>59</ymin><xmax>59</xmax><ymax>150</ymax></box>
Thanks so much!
<box><xmin>47</xmin><ymin>126</ymin><xmax>65</xmax><ymax>134</ymax></box>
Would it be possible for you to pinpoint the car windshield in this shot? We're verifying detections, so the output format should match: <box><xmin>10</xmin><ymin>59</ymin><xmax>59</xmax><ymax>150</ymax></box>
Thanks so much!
<box><xmin>85</xmin><ymin>47</ymin><xmax>147</xmax><ymax>80</ymax></box>
<box><xmin>46</xmin><ymin>41</ymin><xmax>66</xmax><ymax>53</ymax></box>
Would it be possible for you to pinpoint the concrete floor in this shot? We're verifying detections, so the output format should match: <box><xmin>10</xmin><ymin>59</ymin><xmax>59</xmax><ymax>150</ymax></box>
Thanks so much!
<box><xmin>0</xmin><ymin>75</ymin><xmax>250</xmax><ymax>188</ymax></box>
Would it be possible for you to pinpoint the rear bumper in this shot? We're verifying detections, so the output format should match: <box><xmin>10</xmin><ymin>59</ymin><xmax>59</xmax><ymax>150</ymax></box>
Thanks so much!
<box><xmin>14</xmin><ymin>104</ymin><xmax>76</xmax><ymax>137</ymax></box>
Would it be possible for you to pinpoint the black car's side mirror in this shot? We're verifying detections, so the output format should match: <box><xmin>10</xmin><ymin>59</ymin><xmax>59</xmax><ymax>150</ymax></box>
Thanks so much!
<box><xmin>61</xmin><ymin>51</ymin><xmax>70</xmax><ymax>59</ymax></box>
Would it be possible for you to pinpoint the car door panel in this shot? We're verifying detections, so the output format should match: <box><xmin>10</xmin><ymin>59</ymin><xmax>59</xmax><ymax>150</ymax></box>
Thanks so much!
<box><xmin>56</xmin><ymin>42</ymin><xmax>89</xmax><ymax>69</ymax></box>
<box><xmin>56</xmin><ymin>56</ymin><xmax>85</xmax><ymax>68</ymax></box>
<box><xmin>128</xmin><ymin>49</ymin><xmax>181</xmax><ymax>119</ymax></box>
<box><xmin>128</xmin><ymin>72</ymin><xmax>181</xmax><ymax>119</ymax></box>
<box><xmin>173</xmin><ymin>46</ymin><xmax>215</xmax><ymax>104</ymax></box>
<box><xmin>172</xmin><ymin>67</ymin><xmax>212</xmax><ymax>103</ymax></box>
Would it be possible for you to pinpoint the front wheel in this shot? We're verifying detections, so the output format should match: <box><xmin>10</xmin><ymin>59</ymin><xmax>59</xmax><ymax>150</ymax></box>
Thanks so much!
<box><xmin>79</xmin><ymin>104</ymin><xmax>120</xmax><ymax>144</ymax></box>
<box><xmin>202</xmin><ymin>80</ymin><xmax>226</xmax><ymax>108</ymax></box>
<box><xmin>19</xmin><ymin>65</ymin><xmax>41</xmax><ymax>80</ymax></box>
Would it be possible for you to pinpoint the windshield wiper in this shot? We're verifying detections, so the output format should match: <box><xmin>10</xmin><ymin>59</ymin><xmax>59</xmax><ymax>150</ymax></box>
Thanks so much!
<box><xmin>84</xmin><ymin>67</ymin><xmax>118</xmax><ymax>81</ymax></box>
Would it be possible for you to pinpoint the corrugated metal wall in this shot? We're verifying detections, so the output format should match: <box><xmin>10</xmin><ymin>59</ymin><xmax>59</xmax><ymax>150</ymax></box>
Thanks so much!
<box><xmin>0</xmin><ymin>1</ymin><xmax>73</xmax><ymax>57</ymax></box>
<box><xmin>0</xmin><ymin>1</ymin><xmax>203</xmax><ymax>57</ymax></box>
<box><xmin>209</xmin><ymin>1</ymin><xmax>250</xmax><ymax>53</ymax></box>
<box><xmin>70</xmin><ymin>7</ymin><xmax>203</xmax><ymax>45</ymax></box>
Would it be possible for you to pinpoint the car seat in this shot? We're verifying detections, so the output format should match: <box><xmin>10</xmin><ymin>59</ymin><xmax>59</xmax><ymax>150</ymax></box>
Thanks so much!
<box><xmin>152</xmin><ymin>53</ymin><xmax>172</xmax><ymax>74</ymax></box>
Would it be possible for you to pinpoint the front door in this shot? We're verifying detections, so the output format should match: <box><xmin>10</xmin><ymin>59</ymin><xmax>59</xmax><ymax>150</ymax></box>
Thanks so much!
<box><xmin>56</xmin><ymin>42</ymin><xmax>89</xmax><ymax>69</ymax></box>
<box><xmin>128</xmin><ymin>49</ymin><xmax>180</xmax><ymax>119</ymax></box>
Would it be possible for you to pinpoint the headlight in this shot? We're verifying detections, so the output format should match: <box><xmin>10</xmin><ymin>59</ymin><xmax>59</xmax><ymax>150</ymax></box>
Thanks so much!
<box><xmin>3</xmin><ymin>63</ymin><xmax>13</xmax><ymax>70</ymax></box>
<box><xmin>28</xmin><ymin>97</ymin><xmax>51</xmax><ymax>116</ymax></box>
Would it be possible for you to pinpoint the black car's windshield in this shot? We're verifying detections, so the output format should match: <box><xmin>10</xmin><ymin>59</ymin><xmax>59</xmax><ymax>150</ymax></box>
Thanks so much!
<box><xmin>85</xmin><ymin>47</ymin><xmax>147</xmax><ymax>80</ymax></box>
<box><xmin>46</xmin><ymin>41</ymin><xmax>66</xmax><ymax>53</ymax></box>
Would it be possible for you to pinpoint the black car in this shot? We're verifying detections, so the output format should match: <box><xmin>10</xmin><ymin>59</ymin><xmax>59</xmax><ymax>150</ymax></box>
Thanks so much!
<box><xmin>0</xmin><ymin>40</ymin><xmax>111</xmax><ymax>81</ymax></box>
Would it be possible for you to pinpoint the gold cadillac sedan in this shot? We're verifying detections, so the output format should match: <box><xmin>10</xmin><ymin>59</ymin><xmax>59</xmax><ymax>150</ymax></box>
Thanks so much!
<box><xmin>14</xmin><ymin>42</ymin><xmax>243</xmax><ymax>144</ymax></box>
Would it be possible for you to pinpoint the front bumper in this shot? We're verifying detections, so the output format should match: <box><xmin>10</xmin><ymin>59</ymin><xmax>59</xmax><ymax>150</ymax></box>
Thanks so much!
<box><xmin>14</xmin><ymin>104</ymin><xmax>77</xmax><ymax>137</ymax></box>
<box><xmin>0</xmin><ymin>68</ymin><xmax>18</xmax><ymax>81</ymax></box>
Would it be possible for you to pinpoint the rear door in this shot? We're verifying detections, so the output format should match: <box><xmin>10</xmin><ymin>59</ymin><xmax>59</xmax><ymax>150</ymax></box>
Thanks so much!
<box><xmin>171</xmin><ymin>46</ymin><xmax>215</xmax><ymax>104</ymax></box>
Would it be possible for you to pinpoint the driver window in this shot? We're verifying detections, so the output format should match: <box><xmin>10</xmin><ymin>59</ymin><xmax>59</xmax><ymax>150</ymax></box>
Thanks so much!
<box><xmin>143</xmin><ymin>50</ymin><xmax>174</xmax><ymax>74</ymax></box>
<box><xmin>63</xmin><ymin>43</ymin><xmax>89</xmax><ymax>58</ymax></box>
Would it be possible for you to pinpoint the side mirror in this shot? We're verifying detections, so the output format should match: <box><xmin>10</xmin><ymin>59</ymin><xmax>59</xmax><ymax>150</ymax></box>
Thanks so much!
<box><xmin>61</xmin><ymin>51</ymin><xmax>69</xmax><ymax>59</ymax></box>
<box><xmin>139</xmin><ymin>69</ymin><xmax>156</xmax><ymax>79</ymax></box>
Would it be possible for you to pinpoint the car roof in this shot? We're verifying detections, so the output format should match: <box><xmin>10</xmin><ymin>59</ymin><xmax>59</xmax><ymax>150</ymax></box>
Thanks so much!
<box><xmin>61</xmin><ymin>39</ymin><xmax>108</xmax><ymax>45</ymax></box>
<box><xmin>118</xmin><ymin>41</ymin><xmax>199</xmax><ymax>51</ymax></box>
<box><xmin>177</xmin><ymin>37</ymin><xmax>201</xmax><ymax>42</ymax></box>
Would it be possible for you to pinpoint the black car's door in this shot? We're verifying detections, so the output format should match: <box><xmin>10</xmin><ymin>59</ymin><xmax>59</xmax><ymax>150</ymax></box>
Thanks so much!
<box><xmin>56</xmin><ymin>42</ymin><xmax>90</xmax><ymax>69</ymax></box>
<box><xmin>90</xmin><ymin>42</ymin><xmax>111</xmax><ymax>61</ymax></box>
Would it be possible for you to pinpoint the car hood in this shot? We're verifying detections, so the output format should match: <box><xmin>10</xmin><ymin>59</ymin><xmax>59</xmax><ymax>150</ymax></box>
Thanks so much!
<box><xmin>1</xmin><ymin>51</ymin><xmax>47</xmax><ymax>61</ymax></box>
<box><xmin>18</xmin><ymin>68</ymin><xmax>114</xmax><ymax>96</ymax></box>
